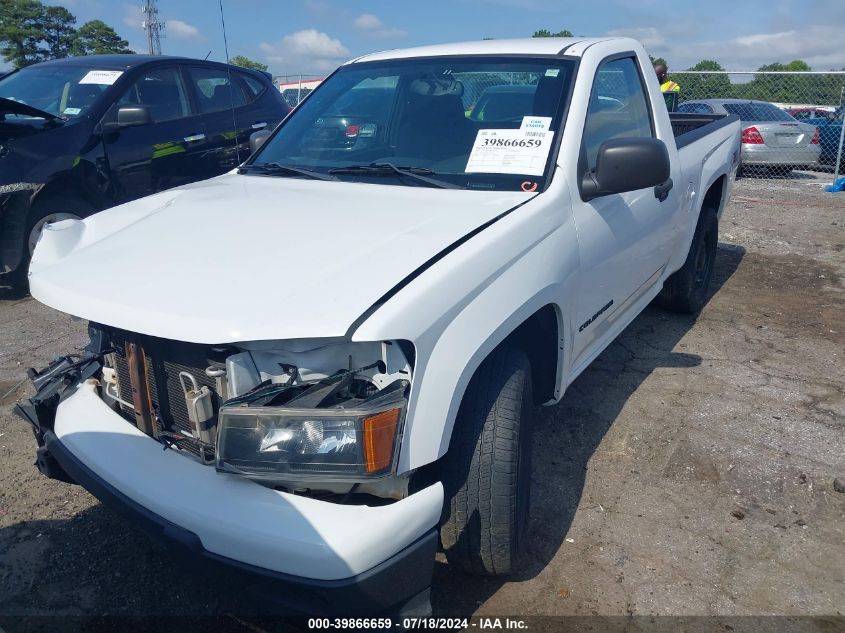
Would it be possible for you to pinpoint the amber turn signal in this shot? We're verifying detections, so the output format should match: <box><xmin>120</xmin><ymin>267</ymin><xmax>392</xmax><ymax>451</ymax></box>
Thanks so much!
<box><xmin>362</xmin><ymin>407</ymin><xmax>401</xmax><ymax>473</ymax></box>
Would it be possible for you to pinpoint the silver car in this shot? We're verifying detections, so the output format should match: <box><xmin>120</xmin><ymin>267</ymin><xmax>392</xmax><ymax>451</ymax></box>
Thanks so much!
<box><xmin>677</xmin><ymin>99</ymin><xmax>820</xmax><ymax>171</ymax></box>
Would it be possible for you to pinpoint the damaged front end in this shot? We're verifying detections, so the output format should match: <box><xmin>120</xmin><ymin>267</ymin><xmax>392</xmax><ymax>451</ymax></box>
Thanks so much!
<box><xmin>15</xmin><ymin>323</ymin><xmax>441</xmax><ymax>616</ymax></box>
<box><xmin>16</xmin><ymin>322</ymin><xmax>417</xmax><ymax>501</ymax></box>
<box><xmin>14</xmin><ymin>326</ymin><xmax>113</xmax><ymax>483</ymax></box>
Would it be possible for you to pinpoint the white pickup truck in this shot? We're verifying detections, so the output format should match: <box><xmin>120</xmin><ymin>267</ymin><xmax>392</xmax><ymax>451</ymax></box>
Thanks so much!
<box><xmin>17</xmin><ymin>37</ymin><xmax>740</xmax><ymax>615</ymax></box>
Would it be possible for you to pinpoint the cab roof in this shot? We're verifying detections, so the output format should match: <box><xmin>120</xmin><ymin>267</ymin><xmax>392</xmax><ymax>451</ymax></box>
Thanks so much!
<box><xmin>349</xmin><ymin>37</ymin><xmax>629</xmax><ymax>64</ymax></box>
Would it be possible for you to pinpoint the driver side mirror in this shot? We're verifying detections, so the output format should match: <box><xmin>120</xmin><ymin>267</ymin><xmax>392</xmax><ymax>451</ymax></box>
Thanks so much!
<box><xmin>116</xmin><ymin>105</ymin><xmax>151</xmax><ymax>127</ymax></box>
<box><xmin>249</xmin><ymin>129</ymin><xmax>272</xmax><ymax>154</ymax></box>
<box><xmin>102</xmin><ymin>105</ymin><xmax>152</xmax><ymax>132</ymax></box>
<box><xmin>581</xmin><ymin>137</ymin><xmax>670</xmax><ymax>201</ymax></box>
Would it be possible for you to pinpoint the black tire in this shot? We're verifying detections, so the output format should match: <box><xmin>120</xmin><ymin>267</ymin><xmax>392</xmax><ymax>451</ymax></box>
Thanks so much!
<box><xmin>8</xmin><ymin>193</ymin><xmax>93</xmax><ymax>292</ymax></box>
<box><xmin>440</xmin><ymin>346</ymin><xmax>533</xmax><ymax>576</ymax></box>
<box><xmin>658</xmin><ymin>206</ymin><xmax>718</xmax><ymax>314</ymax></box>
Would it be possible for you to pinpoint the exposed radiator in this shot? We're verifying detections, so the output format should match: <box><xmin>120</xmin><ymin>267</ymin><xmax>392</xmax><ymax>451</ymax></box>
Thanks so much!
<box><xmin>110</xmin><ymin>330</ymin><xmax>225</xmax><ymax>456</ymax></box>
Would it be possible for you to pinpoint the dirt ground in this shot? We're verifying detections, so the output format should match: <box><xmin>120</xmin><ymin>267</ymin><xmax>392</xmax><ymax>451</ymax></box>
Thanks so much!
<box><xmin>0</xmin><ymin>172</ymin><xmax>843</xmax><ymax>630</ymax></box>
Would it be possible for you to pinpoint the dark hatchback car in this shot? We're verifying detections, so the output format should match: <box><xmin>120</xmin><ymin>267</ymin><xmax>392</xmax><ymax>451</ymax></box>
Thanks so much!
<box><xmin>0</xmin><ymin>54</ymin><xmax>290</xmax><ymax>290</ymax></box>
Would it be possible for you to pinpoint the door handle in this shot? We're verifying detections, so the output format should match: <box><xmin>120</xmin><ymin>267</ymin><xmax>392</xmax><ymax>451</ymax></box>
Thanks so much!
<box><xmin>654</xmin><ymin>178</ymin><xmax>673</xmax><ymax>202</ymax></box>
<box><xmin>252</xmin><ymin>122</ymin><xmax>267</xmax><ymax>129</ymax></box>
<box><xmin>183</xmin><ymin>133</ymin><xmax>206</xmax><ymax>143</ymax></box>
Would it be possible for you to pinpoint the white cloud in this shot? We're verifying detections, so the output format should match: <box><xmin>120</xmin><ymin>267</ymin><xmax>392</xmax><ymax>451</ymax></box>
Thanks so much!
<box><xmin>283</xmin><ymin>29</ymin><xmax>349</xmax><ymax>58</ymax></box>
<box><xmin>304</xmin><ymin>0</ymin><xmax>332</xmax><ymax>16</ymax></box>
<box><xmin>605</xmin><ymin>26</ymin><xmax>666</xmax><ymax>50</ymax></box>
<box><xmin>353</xmin><ymin>13</ymin><xmax>407</xmax><ymax>39</ymax></box>
<box><xmin>260</xmin><ymin>29</ymin><xmax>350</xmax><ymax>73</ymax></box>
<box><xmin>711</xmin><ymin>26</ymin><xmax>845</xmax><ymax>69</ymax></box>
<box><xmin>167</xmin><ymin>19</ymin><xmax>203</xmax><ymax>41</ymax></box>
<box><xmin>122</xmin><ymin>3</ymin><xmax>143</xmax><ymax>31</ymax></box>
<box><xmin>607</xmin><ymin>23</ymin><xmax>845</xmax><ymax>70</ymax></box>
<box><xmin>354</xmin><ymin>13</ymin><xmax>383</xmax><ymax>30</ymax></box>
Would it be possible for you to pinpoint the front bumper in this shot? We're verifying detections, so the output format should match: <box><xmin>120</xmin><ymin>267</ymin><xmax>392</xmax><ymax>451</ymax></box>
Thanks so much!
<box><xmin>29</xmin><ymin>380</ymin><xmax>443</xmax><ymax>615</ymax></box>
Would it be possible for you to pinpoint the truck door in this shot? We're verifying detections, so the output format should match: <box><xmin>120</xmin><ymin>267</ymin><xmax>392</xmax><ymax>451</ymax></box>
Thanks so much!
<box><xmin>103</xmin><ymin>65</ymin><xmax>211</xmax><ymax>202</ymax></box>
<box><xmin>569</xmin><ymin>55</ymin><xmax>678</xmax><ymax>367</ymax></box>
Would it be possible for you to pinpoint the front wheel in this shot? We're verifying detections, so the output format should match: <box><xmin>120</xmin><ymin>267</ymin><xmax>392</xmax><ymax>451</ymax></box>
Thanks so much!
<box><xmin>658</xmin><ymin>206</ymin><xmax>718</xmax><ymax>314</ymax></box>
<box><xmin>440</xmin><ymin>346</ymin><xmax>533</xmax><ymax>576</ymax></box>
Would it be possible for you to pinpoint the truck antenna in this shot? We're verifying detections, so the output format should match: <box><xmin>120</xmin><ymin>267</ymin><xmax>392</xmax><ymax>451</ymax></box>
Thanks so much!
<box><xmin>218</xmin><ymin>0</ymin><xmax>243</xmax><ymax>162</ymax></box>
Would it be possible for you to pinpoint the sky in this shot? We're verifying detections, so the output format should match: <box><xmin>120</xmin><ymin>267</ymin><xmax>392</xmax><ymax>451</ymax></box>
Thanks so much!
<box><xmin>29</xmin><ymin>0</ymin><xmax>845</xmax><ymax>75</ymax></box>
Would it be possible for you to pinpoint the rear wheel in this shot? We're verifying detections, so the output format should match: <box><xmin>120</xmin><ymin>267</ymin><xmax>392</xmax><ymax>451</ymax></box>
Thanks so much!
<box><xmin>440</xmin><ymin>346</ymin><xmax>533</xmax><ymax>576</ymax></box>
<box><xmin>658</xmin><ymin>206</ymin><xmax>718</xmax><ymax>314</ymax></box>
<box><xmin>8</xmin><ymin>193</ymin><xmax>93</xmax><ymax>292</ymax></box>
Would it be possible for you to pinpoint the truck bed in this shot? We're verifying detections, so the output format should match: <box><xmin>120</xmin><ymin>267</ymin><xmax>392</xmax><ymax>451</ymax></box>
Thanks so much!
<box><xmin>670</xmin><ymin>113</ymin><xmax>739</xmax><ymax>149</ymax></box>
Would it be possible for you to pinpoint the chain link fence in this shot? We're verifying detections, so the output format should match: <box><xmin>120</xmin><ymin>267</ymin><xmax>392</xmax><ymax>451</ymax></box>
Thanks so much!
<box><xmin>668</xmin><ymin>71</ymin><xmax>845</xmax><ymax>181</ymax></box>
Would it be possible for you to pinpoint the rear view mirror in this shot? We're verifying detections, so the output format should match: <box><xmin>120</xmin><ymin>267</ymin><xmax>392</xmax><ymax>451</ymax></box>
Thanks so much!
<box><xmin>249</xmin><ymin>130</ymin><xmax>272</xmax><ymax>154</ymax></box>
<box><xmin>116</xmin><ymin>105</ymin><xmax>152</xmax><ymax>127</ymax></box>
<box><xmin>581</xmin><ymin>137</ymin><xmax>670</xmax><ymax>200</ymax></box>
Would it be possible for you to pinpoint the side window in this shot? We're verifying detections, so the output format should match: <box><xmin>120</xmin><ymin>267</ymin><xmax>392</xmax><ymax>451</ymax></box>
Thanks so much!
<box><xmin>582</xmin><ymin>57</ymin><xmax>653</xmax><ymax>170</ymax></box>
<box><xmin>678</xmin><ymin>102</ymin><xmax>714</xmax><ymax>115</ymax></box>
<box><xmin>117</xmin><ymin>67</ymin><xmax>191</xmax><ymax>122</ymax></box>
<box><xmin>188</xmin><ymin>66</ymin><xmax>248</xmax><ymax>113</ymax></box>
<box><xmin>240</xmin><ymin>73</ymin><xmax>266</xmax><ymax>102</ymax></box>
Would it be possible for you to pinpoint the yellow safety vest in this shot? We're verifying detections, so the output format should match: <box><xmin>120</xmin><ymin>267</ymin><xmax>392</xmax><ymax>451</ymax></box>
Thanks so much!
<box><xmin>661</xmin><ymin>80</ymin><xmax>680</xmax><ymax>93</ymax></box>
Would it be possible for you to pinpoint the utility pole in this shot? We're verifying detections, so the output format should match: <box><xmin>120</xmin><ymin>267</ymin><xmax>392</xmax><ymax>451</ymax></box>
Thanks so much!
<box><xmin>142</xmin><ymin>0</ymin><xmax>165</xmax><ymax>55</ymax></box>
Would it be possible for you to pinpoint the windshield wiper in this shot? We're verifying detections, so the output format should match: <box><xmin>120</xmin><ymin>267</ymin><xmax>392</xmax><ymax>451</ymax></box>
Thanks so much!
<box><xmin>239</xmin><ymin>162</ymin><xmax>337</xmax><ymax>181</ymax></box>
<box><xmin>328</xmin><ymin>162</ymin><xmax>459</xmax><ymax>189</ymax></box>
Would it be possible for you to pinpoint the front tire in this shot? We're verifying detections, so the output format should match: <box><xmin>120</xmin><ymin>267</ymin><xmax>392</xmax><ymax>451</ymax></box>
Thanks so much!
<box><xmin>440</xmin><ymin>346</ymin><xmax>533</xmax><ymax>576</ymax></box>
<box><xmin>658</xmin><ymin>206</ymin><xmax>718</xmax><ymax>314</ymax></box>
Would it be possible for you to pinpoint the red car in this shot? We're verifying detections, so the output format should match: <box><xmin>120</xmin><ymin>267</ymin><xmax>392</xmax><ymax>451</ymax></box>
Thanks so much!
<box><xmin>787</xmin><ymin>107</ymin><xmax>835</xmax><ymax>122</ymax></box>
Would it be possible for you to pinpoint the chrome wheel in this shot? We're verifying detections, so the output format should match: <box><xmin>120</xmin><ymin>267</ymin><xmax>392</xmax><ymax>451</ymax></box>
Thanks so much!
<box><xmin>28</xmin><ymin>213</ymin><xmax>80</xmax><ymax>255</ymax></box>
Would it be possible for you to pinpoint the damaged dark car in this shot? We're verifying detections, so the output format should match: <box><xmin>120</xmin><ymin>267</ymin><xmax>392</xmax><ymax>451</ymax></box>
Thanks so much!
<box><xmin>0</xmin><ymin>54</ymin><xmax>289</xmax><ymax>291</ymax></box>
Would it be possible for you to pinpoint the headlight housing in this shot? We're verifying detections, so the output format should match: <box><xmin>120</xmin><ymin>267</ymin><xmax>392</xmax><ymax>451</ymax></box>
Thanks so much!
<box><xmin>216</xmin><ymin>381</ymin><xmax>407</xmax><ymax>482</ymax></box>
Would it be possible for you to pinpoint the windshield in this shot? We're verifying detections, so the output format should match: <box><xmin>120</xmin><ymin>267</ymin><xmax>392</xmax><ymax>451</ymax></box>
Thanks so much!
<box><xmin>250</xmin><ymin>56</ymin><xmax>576</xmax><ymax>191</ymax></box>
<box><xmin>0</xmin><ymin>64</ymin><xmax>120</xmax><ymax>119</ymax></box>
<box><xmin>722</xmin><ymin>102</ymin><xmax>795</xmax><ymax>122</ymax></box>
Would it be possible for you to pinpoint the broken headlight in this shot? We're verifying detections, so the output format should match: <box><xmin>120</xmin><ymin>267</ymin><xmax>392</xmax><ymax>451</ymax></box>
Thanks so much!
<box><xmin>215</xmin><ymin>381</ymin><xmax>406</xmax><ymax>481</ymax></box>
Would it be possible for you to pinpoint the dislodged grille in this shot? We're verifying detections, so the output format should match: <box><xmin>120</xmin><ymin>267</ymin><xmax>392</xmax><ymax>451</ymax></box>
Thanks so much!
<box><xmin>110</xmin><ymin>330</ymin><xmax>223</xmax><ymax>447</ymax></box>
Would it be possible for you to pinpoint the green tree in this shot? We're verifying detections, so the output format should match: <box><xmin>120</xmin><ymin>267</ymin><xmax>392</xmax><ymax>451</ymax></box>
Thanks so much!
<box><xmin>532</xmin><ymin>29</ymin><xmax>574</xmax><ymax>38</ymax></box>
<box><xmin>758</xmin><ymin>60</ymin><xmax>812</xmax><ymax>72</ymax></box>
<box><xmin>229</xmin><ymin>55</ymin><xmax>268</xmax><ymax>72</ymax></box>
<box><xmin>688</xmin><ymin>59</ymin><xmax>723</xmax><ymax>71</ymax></box>
<box><xmin>0</xmin><ymin>0</ymin><xmax>45</xmax><ymax>68</ymax></box>
<box><xmin>736</xmin><ymin>59</ymin><xmax>838</xmax><ymax>104</ymax></box>
<box><xmin>41</xmin><ymin>5</ymin><xmax>77</xmax><ymax>60</ymax></box>
<box><xmin>675</xmin><ymin>59</ymin><xmax>732</xmax><ymax>100</ymax></box>
<box><xmin>649</xmin><ymin>56</ymin><xmax>668</xmax><ymax>68</ymax></box>
<box><xmin>71</xmin><ymin>20</ymin><xmax>133</xmax><ymax>56</ymax></box>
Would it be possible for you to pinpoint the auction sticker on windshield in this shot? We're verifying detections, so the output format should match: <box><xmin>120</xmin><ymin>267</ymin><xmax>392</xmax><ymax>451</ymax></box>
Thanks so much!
<box><xmin>465</xmin><ymin>128</ymin><xmax>554</xmax><ymax>176</ymax></box>
<box><xmin>79</xmin><ymin>70</ymin><xmax>123</xmax><ymax>85</ymax></box>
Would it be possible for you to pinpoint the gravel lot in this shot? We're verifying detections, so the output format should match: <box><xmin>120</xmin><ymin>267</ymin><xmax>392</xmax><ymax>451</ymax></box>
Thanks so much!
<box><xmin>0</xmin><ymin>173</ymin><xmax>843</xmax><ymax>629</ymax></box>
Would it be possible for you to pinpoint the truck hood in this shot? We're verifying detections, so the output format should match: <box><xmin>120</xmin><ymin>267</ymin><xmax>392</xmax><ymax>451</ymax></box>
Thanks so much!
<box><xmin>30</xmin><ymin>173</ymin><xmax>529</xmax><ymax>343</ymax></box>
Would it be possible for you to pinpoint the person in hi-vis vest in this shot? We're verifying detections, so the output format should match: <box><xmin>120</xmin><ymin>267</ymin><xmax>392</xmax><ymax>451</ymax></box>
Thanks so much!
<box><xmin>655</xmin><ymin>63</ymin><xmax>680</xmax><ymax>93</ymax></box>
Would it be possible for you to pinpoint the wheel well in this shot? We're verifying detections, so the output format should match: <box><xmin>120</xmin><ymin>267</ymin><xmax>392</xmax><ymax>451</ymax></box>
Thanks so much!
<box><xmin>31</xmin><ymin>178</ymin><xmax>96</xmax><ymax>214</ymax></box>
<box><xmin>505</xmin><ymin>304</ymin><xmax>560</xmax><ymax>405</ymax></box>
<box><xmin>702</xmin><ymin>175</ymin><xmax>726</xmax><ymax>215</ymax></box>
<box><xmin>409</xmin><ymin>305</ymin><xmax>561</xmax><ymax>495</ymax></box>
